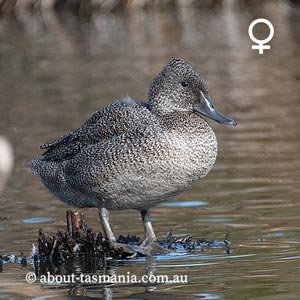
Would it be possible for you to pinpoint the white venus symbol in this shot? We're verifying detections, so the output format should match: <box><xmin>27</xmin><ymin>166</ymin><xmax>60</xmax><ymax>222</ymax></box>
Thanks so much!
<box><xmin>248</xmin><ymin>18</ymin><xmax>274</xmax><ymax>54</ymax></box>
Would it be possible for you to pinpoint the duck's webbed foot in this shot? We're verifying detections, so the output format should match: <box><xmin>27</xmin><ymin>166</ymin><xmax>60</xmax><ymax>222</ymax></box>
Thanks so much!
<box><xmin>140</xmin><ymin>240</ymin><xmax>169</xmax><ymax>255</ymax></box>
<box><xmin>111</xmin><ymin>242</ymin><xmax>139</xmax><ymax>257</ymax></box>
<box><xmin>113</xmin><ymin>241</ymin><xmax>167</xmax><ymax>256</ymax></box>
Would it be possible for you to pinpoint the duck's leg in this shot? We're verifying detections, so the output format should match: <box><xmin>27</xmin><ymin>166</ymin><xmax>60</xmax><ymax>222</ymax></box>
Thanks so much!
<box><xmin>140</xmin><ymin>209</ymin><xmax>156</xmax><ymax>244</ymax></box>
<box><xmin>98</xmin><ymin>207</ymin><xmax>116</xmax><ymax>244</ymax></box>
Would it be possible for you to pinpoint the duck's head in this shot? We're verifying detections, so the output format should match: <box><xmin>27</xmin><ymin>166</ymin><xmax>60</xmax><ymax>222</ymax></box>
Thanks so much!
<box><xmin>148</xmin><ymin>57</ymin><xmax>237</xmax><ymax>126</ymax></box>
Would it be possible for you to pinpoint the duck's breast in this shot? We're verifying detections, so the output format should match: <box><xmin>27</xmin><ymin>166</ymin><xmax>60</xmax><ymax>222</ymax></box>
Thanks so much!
<box><xmin>157</xmin><ymin>112</ymin><xmax>218</xmax><ymax>190</ymax></box>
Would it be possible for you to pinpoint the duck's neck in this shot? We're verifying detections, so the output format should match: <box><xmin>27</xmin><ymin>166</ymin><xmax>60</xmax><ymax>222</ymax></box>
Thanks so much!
<box><xmin>148</xmin><ymin>96</ymin><xmax>191</xmax><ymax>115</ymax></box>
<box><xmin>148</xmin><ymin>96</ymin><xmax>171</xmax><ymax>114</ymax></box>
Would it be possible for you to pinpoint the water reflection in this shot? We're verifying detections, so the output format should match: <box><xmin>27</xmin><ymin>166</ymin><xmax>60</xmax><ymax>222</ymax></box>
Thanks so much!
<box><xmin>32</xmin><ymin>255</ymin><xmax>204</xmax><ymax>300</ymax></box>
<box><xmin>1</xmin><ymin>1</ymin><xmax>300</xmax><ymax>300</ymax></box>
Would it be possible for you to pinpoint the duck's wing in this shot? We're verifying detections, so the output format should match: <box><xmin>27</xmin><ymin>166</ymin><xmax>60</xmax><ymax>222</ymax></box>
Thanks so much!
<box><xmin>40</xmin><ymin>98</ymin><xmax>151</xmax><ymax>161</ymax></box>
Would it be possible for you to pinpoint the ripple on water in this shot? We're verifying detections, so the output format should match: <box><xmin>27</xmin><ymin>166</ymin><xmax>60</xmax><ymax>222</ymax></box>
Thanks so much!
<box><xmin>160</xmin><ymin>201</ymin><xmax>208</xmax><ymax>207</ymax></box>
<box><xmin>194</xmin><ymin>294</ymin><xmax>223</xmax><ymax>299</ymax></box>
<box><xmin>193</xmin><ymin>218</ymin><xmax>233</xmax><ymax>223</ymax></box>
<box><xmin>21</xmin><ymin>217</ymin><xmax>54</xmax><ymax>224</ymax></box>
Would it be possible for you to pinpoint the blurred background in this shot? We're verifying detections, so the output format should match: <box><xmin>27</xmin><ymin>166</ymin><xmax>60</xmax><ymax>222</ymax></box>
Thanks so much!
<box><xmin>0</xmin><ymin>0</ymin><xmax>300</xmax><ymax>299</ymax></box>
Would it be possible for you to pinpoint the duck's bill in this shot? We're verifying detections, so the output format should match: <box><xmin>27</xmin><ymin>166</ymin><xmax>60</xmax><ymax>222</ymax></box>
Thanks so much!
<box><xmin>194</xmin><ymin>92</ymin><xmax>237</xmax><ymax>126</ymax></box>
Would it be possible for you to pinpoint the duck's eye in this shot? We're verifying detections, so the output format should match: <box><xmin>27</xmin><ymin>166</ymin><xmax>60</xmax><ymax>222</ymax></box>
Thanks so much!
<box><xmin>180</xmin><ymin>81</ymin><xmax>188</xmax><ymax>87</ymax></box>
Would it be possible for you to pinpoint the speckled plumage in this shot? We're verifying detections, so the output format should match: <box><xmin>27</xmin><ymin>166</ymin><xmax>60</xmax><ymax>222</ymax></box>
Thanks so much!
<box><xmin>29</xmin><ymin>58</ymin><xmax>223</xmax><ymax>211</ymax></box>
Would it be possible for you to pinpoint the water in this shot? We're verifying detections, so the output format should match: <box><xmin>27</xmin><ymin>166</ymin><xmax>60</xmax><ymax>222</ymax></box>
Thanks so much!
<box><xmin>1</xmin><ymin>1</ymin><xmax>300</xmax><ymax>299</ymax></box>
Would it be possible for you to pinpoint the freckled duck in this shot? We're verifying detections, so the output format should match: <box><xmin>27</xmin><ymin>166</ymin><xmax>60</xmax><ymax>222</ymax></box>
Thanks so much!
<box><xmin>29</xmin><ymin>58</ymin><xmax>237</xmax><ymax>255</ymax></box>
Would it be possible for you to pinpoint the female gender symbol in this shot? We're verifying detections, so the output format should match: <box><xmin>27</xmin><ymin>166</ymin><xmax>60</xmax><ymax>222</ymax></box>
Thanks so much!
<box><xmin>248</xmin><ymin>18</ymin><xmax>274</xmax><ymax>54</ymax></box>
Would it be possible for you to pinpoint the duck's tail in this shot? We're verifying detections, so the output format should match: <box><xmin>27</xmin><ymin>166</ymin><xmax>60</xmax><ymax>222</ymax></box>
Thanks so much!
<box><xmin>29</xmin><ymin>158</ymin><xmax>63</xmax><ymax>179</ymax></box>
<box><xmin>28</xmin><ymin>159</ymin><xmax>42</xmax><ymax>175</ymax></box>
